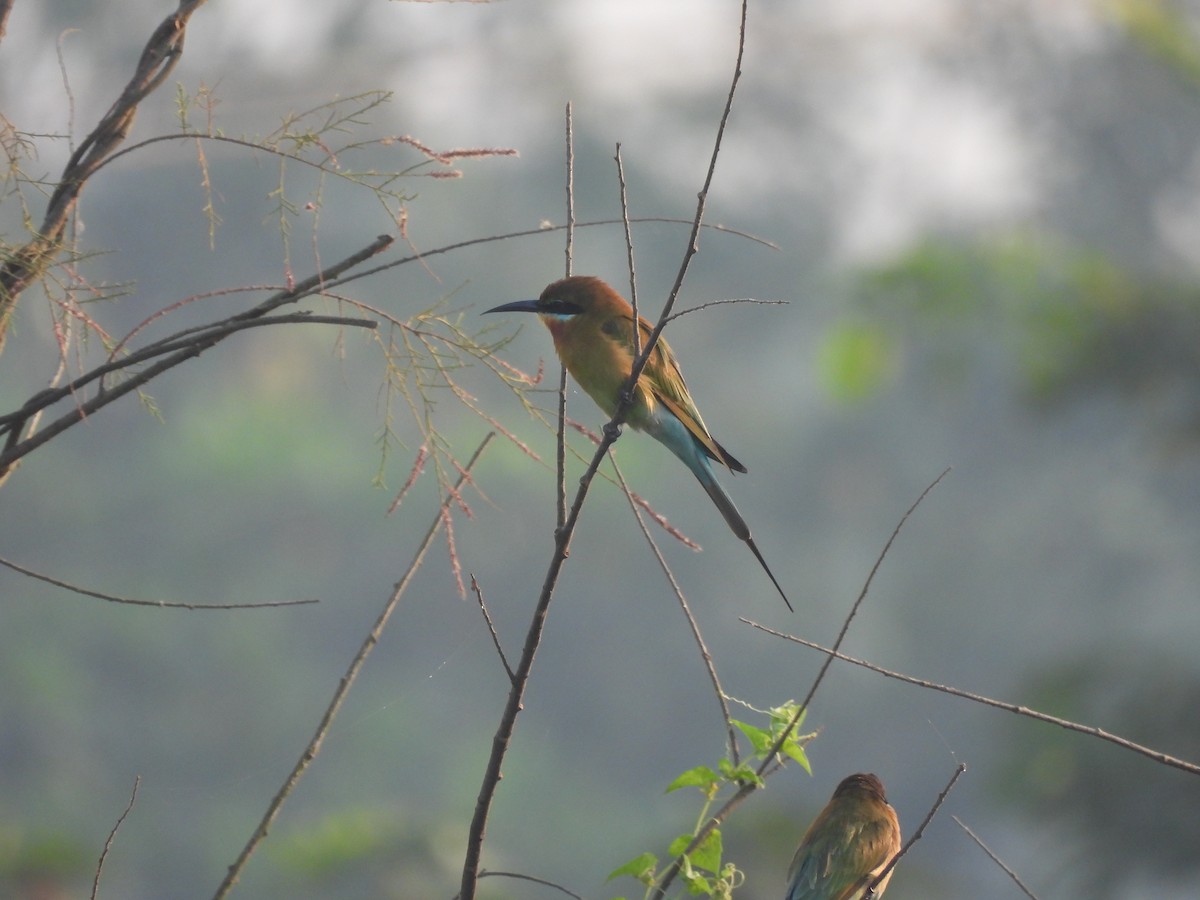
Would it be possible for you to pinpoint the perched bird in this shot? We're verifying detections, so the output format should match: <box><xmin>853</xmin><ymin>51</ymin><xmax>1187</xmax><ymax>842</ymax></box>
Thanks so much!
<box><xmin>484</xmin><ymin>275</ymin><xmax>792</xmax><ymax>611</ymax></box>
<box><xmin>785</xmin><ymin>773</ymin><xmax>901</xmax><ymax>900</ymax></box>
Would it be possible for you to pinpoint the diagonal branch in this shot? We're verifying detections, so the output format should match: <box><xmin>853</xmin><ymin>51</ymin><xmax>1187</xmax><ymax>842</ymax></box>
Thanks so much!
<box><xmin>743</xmin><ymin>624</ymin><xmax>1200</xmax><ymax>778</ymax></box>
<box><xmin>460</xmin><ymin>6</ymin><xmax>753</xmax><ymax>899</ymax></box>
<box><xmin>0</xmin><ymin>0</ymin><xmax>210</xmax><ymax>348</ymax></box>
<box><xmin>650</xmin><ymin>468</ymin><xmax>949</xmax><ymax>899</ymax></box>
<box><xmin>0</xmin><ymin>235</ymin><xmax>391</xmax><ymax>477</ymax></box>
<box><xmin>609</xmin><ymin>452</ymin><xmax>740</xmax><ymax>765</ymax></box>
<box><xmin>759</xmin><ymin>468</ymin><xmax>950</xmax><ymax>778</ymax></box>
<box><xmin>92</xmin><ymin>776</ymin><xmax>141</xmax><ymax>900</ymax></box>
<box><xmin>624</xmin><ymin>0</ymin><xmax>749</xmax><ymax>394</ymax></box>
<box><xmin>867</xmin><ymin>763</ymin><xmax>965</xmax><ymax>896</ymax></box>
<box><xmin>953</xmin><ymin>816</ymin><xmax>1041</xmax><ymax>899</ymax></box>
<box><xmin>212</xmin><ymin>432</ymin><xmax>495</xmax><ymax>900</ymax></box>
<box><xmin>0</xmin><ymin>555</ymin><xmax>318</xmax><ymax>610</ymax></box>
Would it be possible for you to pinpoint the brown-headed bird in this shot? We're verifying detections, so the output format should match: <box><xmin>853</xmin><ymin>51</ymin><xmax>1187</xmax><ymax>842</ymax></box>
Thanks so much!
<box><xmin>485</xmin><ymin>276</ymin><xmax>791</xmax><ymax>611</ymax></box>
<box><xmin>785</xmin><ymin>773</ymin><xmax>901</xmax><ymax>900</ymax></box>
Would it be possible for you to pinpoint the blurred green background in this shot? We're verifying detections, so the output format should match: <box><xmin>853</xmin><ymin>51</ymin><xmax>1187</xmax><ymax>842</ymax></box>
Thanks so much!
<box><xmin>2</xmin><ymin>1</ymin><xmax>1199</xmax><ymax>898</ymax></box>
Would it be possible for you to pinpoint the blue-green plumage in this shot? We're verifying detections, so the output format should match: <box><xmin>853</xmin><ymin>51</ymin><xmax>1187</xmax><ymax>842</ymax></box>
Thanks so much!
<box><xmin>786</xmin><ymin>773</ymin><xmax>901</xmax><ymax>900</ymax></box>
<box><xmin>485</xmin><ymin>276</ymin><xmax>791</xmax><ymax>611</ymax></box>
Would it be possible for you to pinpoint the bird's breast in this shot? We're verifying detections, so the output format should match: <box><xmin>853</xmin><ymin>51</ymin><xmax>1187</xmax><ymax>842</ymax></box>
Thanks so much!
<box><xmin>542</xmin><ymin>315</ymin><xmax>656</xmax><ymax>426</ymax></box>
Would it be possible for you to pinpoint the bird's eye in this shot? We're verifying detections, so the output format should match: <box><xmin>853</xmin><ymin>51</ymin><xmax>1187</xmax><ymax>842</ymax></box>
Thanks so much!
<box><xmin>601</xmin><ymin>319</ymin><xmax>622</xmax><ymax>337</ymax></box>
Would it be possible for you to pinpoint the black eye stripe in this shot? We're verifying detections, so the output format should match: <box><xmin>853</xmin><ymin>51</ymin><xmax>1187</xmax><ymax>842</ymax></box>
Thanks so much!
<box><xmin>540</xmin><ymin>298</ymin><xmax>582</xmax><ymax>315</ymax></box>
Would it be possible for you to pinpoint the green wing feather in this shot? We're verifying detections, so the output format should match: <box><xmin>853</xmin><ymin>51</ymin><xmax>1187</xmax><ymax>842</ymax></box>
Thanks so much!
<box><xmin>622</xmin><ymin>314</ymin><xmax>747</xmax><ymax>473</ymax></box>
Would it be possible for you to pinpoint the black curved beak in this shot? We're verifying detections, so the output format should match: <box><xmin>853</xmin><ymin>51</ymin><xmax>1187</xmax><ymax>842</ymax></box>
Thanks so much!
<box><xmin>483</xmin><ymin>299</ymin><xmax>540</xmax><ymax>315</ymax></box>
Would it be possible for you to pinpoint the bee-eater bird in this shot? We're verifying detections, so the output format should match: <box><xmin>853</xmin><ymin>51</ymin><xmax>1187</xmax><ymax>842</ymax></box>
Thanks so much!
<box><xmin>785</xmin><ymin>773</ymin><xmax>902</xmax><ymax>900</ymax></box>
<box><xmin>484</xmin><ymin>275</ymin><xmax>792</xmax><ymax>611</ymax></box>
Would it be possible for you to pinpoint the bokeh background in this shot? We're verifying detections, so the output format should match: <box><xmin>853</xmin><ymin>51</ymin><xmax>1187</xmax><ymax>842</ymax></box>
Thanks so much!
<box><xmin>3</xmin><ymin>1</ymin><xmax>1199</xmax><ymax>898</ymax></box>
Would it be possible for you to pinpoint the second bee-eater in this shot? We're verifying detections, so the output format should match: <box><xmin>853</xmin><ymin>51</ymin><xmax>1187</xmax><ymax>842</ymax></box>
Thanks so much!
<box><xmin>485</xmin><ymin>275</ymin><xmax>791</xmax><ymax>611</ymax></box>
<box><xmin>785</xmin><ymin>773</ymin><xmax>902</xmax><ymax>900</ymax></box>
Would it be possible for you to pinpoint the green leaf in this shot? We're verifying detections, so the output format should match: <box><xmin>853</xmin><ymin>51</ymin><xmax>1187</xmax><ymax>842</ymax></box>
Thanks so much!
<box><xmin>769</xmin><ymin>701</ymin><xmax>805</xmax><ymax>730</ymax></box>
<box><xmin>668</xmin><ymin>833</ymin><xmax>695</xmax><ymax>857</ymax></box>
<box><xmin>678</xmin><ymin>855</ymin><xmax>713</xmax><ymax>895</ymax></box>
<box><xmin>725</xmin><ymin>761</ymin><xmax>764</xmax><ymax>788</ymax></box>
<box><xmin>666</xmin><ymin>765</ymin><xmax>720</xmax><ymax>794</ymax></box>
<box><xmin>689</xmin><ymin>828</ymin><xmax>723</xmax><ymax>874</ymax></box>
<box><xmin>781</xmin><ymin>739</ymin><xmax>812</xmax><ymax>774</ymax></box>
<box><xmin>606</xmin><ymin>851</ymin><xmax>658</xmax><ymax>884</ymax></box>
<box><xmin>732</xmin><ymin>719</ymin><xmax>772</xmax><ymax>754</ymax></box>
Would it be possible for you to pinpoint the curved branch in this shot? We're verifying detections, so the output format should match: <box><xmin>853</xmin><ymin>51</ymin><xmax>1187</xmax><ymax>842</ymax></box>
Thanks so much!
<box><xmin>0</xmin><ymin>235</ymin><xmax>391</xmax><ymax>476</ymax></box>
<box><xmin>609</xmin><ymin>453</ymin><xmax>740</xmax><ymax>764</ymax></box>
<box><xmin>744</xmin><ymin>624</ymin><xmax>1200</xmax><ymax>778</ymax></box>
<box><xmin>212</xmin><ymin>433</ymin><xmax>494</xmax><ymax>900</ymax></box>
<box><xmin>0</xmin><ymin>0</ymin><xmax>209</xmax><ymax>346</ymax></box>
<box><xmin>0</xmin><ymin>556</ymin><xmax>318</xmax><ymax>610</ymax></box>
<box><xmin>953</xmin><ymin>816</ymin><xmax>1041</xmax><ymax>900</ymax></box>
<box><xmin>460</xmin><ymin>3</ymin><xmax>756</xmax><ymax>889</ymax></box>
<box><xmin>868</xmin><ymin>764</ymin><xmax>966</xmax><ymax>895</ymax></box>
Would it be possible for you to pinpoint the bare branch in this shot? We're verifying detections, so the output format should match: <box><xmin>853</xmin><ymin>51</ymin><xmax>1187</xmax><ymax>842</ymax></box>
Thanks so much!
<box><xmin>665</xmin><ymin>296</ymin><xmax>789</xmax><ymax>324</ymax></box>
<box><xmin>0</xmin><ymin>0</ymin><xmax>210</xmax><ymax>347</ymax></box>
<box><xmin>953</xmin><ymin>816</ymin><xmax>1041</xmax><ymax>900</ymax></box>
<box><xmin>759</xmin><ymin>468</ymin><xmax>950</xmax><ymax>778</ymax></box>
<box><xmin>471</xmin><ymin>574</ymin><xmax>515</xmax><ymax>684</ymax></box>
<box><xmin>92</xmin><ymin>776</ymin><xmax>140</xmax><ymax>900</ymax></box>
<box><xmin>0</xmin><ymin>234</ymin><xmax>390</xmax><ymax>477</ymax></box>
<box><xmin>0</xmin><ymin>556</ymin><xmax>318</xmax><ymax>610</ymax></box>
<box><xmin>743</xmin><ymin>624</ymin><xmax>1200</xmax><ymax>778</ymax></box>
<box><xmin>563</xmin><ymin>103</ymin><xmax>576</xmax><ymax>276</ymax></box>
<box><xmin>212</xmin><ymin>432</ymin><xmax>495</xmax><ymax>900</ymax></box>
<box><xmin>474</xmin><ymin>869</ymin><xmax>585</xmax><ymax>900</ymax></box>
<box><xmin>649</xmin><ymin>469</ymin><xmax>950</xmax><ymax>900</ymax></box>
<box><xmin>609</xmin><ymin>451</ymin><xmax>740</xmax><ymax>765</ymax></box>
<box><xmin>557</xmin><ymin>103</ymin><xmax>575</xmax><ymax>531</ymax></box>
<box><xmin>336</xmin><ymin>217</ymin><xmax>778</xmax><ymax>298</ymax></box>
<box><xmin>614</xmin><ymin>143</ymin><xmax>641</xmax><ymax>357</ymax></box>
<box><xmin>868</xmin><ymin>764</ymin><xmax>966</xmax><ymax>896</ymax></box>
<box><xmin>632</xmin><ymin>0</ymin><xmax>750</xmax><ymax>384</ymax></box>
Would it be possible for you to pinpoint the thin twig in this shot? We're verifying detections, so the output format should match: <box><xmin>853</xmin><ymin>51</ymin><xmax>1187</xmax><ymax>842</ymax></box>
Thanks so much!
<box><xmin>92</xmin><ymin>776</ymin><xmax>140</xmax><ymax>900</ymax></box>
<box><xmin>614</xmin><ymin>143</ymin><xmax>641</xmax><ymax>358</ymax></box>
<box><xmin>609</xmin><ymin>451</ymin><xmax>739</xmax><ymax>765</ymax></box>
<box><xmin>473</xmin><ymin>869</ymin><xmax>586</xmax><ymax>900</ymax></box>
<box><xmin>632</xmin><ymin>0</ymin><xmax>750</xmax><ymax>384</ymax></box>
<box><xmin>0</xmin><ymin>233</ymin><xmax>390</xmax><ymax>475</ymax></box>
<box><xmin>665</xmin><ymin>296</ymin><xmax>788</xmax><ymax>324</ymax></box>
<box><xmin>743</xmin><ymin>624</ymin><xmax>1200</xmax><ymax>777</ymax></box>
<box><xmin>458</xmin><ymin>107</ymin><xmax>598</xmax><ymax>900</ymax></box>
<box><xmin>649</xmin><ymin>469</ymin><xmax>950</xmax><ymax>900</ymax></box>
<box><xmin>868</xmin><ymin>764</ymin><xmax>966</xmax><ymax>896</ymax></box>
<box><xmin>212</xmin><ymin>432</ymin><xmax>494</xmax><ymax>900</ymax></box>
<box><xmin>471</xmin><ymin>574</ymin><xmax>515</xmax><ymax>684</ymax></box>
<box><xmin>330</xmin><ymin>217</ymin><xmax>778</xmax><ymax>298</ymax></box>
<box><xmin>641</xmin><ymin>9</ymin><xmax>755</xmax><ymax>895</ymax></box>
<box><xmin>460</xmin><ymin>344</ymin><xmax>674</xmax><ymax>898</ymax></box>
<box><xmin>761</xmin><ymin>468</ymin><xmax>950</xmax><ymax>778</ymax></box>
<box><xmin>465</xmin><ymin>5</ymin><xmax>757</xmax><ymax>896</ymax></box>
<box><xmin>0</xmin><ymin>556</ymin><xmax>318</xmax><ymax>610</ymax></box>
<box><xmin>0</xmin><ymin>1</ymin><xmax>210</xmax><ymax>346</ymax></box>
<box><xmin>557</xmin><ymin>103</ymin><xmax>575</xmax><ymax>531</ymax></box>
<box><xmin>953</xmin><ymin>816</ymin><xmax>1041</xmax><ymax>900</ymax></box>
<box><xmin>564</xmin><ymin>103</ymin><xmax>576</xmax><ymax>277</ymax></box>
<box><xmin>649</xmin><ymin>779</ymin><xmax>759</xmax><ymax>900</ymax></box>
